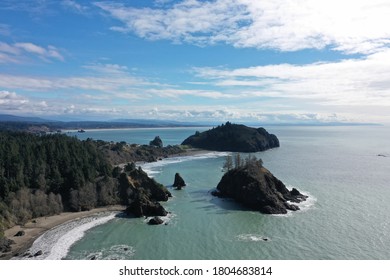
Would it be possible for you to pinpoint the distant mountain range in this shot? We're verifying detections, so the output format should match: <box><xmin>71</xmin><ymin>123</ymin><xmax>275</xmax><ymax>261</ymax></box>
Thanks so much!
<box><xmin>0</xmin><ymin>114</ymin><xmax>379</xmax><ymax>132</ymax></box>
<box><xmin>0</xmin><ymin>114</ymin><xmax>208</xmax><ymax>131</ymax></box>
<box><xmin>0</xmin><ymin>114</ymin><xmax>54</xmax><ymax>123</ymax></box>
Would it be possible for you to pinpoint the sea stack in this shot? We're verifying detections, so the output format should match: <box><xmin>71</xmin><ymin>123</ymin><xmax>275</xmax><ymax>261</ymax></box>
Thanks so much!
<box><xmin>182</xmin><ymin>122</ymin><xmax>279</xmax><ymax>152</ymax></box>
<box><xmin>212</xmin><ymin>156</ymin><xmax>307</xmax><ymax>214</ymax></box>
<box><xmin>173</xmin><ymin>173</ymin><xmax>186</xmax><ymax>190</ymax></box>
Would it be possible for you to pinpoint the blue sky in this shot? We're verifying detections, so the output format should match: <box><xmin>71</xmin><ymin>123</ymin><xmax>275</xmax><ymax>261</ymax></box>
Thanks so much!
<box><xmin>1</xmin><ymin>0</ymin><xmax>390</xmax><ymax>124</ymax></box>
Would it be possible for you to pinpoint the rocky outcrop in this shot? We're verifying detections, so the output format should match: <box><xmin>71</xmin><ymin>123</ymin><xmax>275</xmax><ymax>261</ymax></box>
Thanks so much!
<box><xmin>149</xmin><ymin>136</ymin><xmax>163</xmax><ymax>148</ymax></box>
<box><xmin>34</xmin><ymin>250</ymin><xmax>43</xmax><ymax>257</ymax></box>
<box><xmin>126</xmin><ymin>198</ymin><xmax>167</xmax><ymax>217</ymax></box>
<box><xmin>148</xmin><ymin>216</ymin><xmax>164</xmax><ymax>225</ymax></box>
<box><xmin>173</xmin><ymin>173</ymin><xmax>186</xmax><ymax>189</ymax></box>
<box><xmin>212</xmin><ymin>161</ymin><xmax>307</xmax><ymax>214</ymax></box>
<box><xmin>0</xmin><ymin>237</ymin><xmax>15</xmax><ymax>253</ymax></box>
<box><xmin>182</xmin><ymin>122</ymin><xmax>279</xmax><ymax>152</ymax></box>
<box><xmin>119</xmin><ymin>167</ymin><xmax>171</xmax><ymax>217</ymax></box>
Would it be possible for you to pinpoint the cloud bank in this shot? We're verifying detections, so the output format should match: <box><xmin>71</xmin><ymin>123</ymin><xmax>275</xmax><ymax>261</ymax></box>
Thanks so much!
<box><xmin>96</xmin><ymin>0</ymin><xmax>390</xmax><ymax>54</ymax></box>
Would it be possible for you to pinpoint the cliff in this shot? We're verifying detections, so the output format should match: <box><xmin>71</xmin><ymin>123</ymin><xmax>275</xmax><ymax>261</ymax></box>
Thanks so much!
<box><xmin>181</xmin><ymin>122</ymin><xmax>279</xmax><ymax>152</ymax></box>
<box><xmin>118</xmin><ymin>166</ymin><xmax>171</xmax><ymax>217</ymax></box>
<box><xmin>212</xmin><ymin>158</ymin><xmax>307</xmax><ymax>214</ymax></box>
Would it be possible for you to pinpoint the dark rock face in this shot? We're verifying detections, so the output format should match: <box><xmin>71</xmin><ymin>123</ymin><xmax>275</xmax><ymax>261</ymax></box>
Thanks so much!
<box><xmin>173</xmin><ymin>173</ymin><xmax>186</xmax><ymax>189</ymax></box>
<box><xmin>14</xmin><ymin>230</ymin><xmax>25</xmax><ymax>237</ymax></box>
<box><xmin>182</xmin><ymin>122</ymin><xmax>279</xmax><ymax>152</ymax></box>
<box><xmin>213</xmin><ymin>164</ymin><xmax>307</xmax><ymax>214</ymax></box>
<box><xmin>34</xmin><ymin>250</ymin><xmax>43</xmax><ymax>257</ymax></box>
<box><xmin>126</xmin><ymin>198</ymin><xmax>167</xmax><ymax>217</ymax></box>
<box><xmin>0</xmin><ymin>237</ymin><xmax>15</xmax><ymax>253</ymax></box>
<box><xmin>119</xmin><ymin>167</ymin><xmax>171</xmax><ymax>217</ymax></box>
<box><xmin>148</xmin><ymin>216</ymin><xmax>164</xmax><ymax>225</ymax></box>
<box><xmin>119</xmin><ymin>168</ymin><xmax>171</xmax><ymax>203</ymax></box>
<box><xmin>150</xmin><ymin>136</ymin><xmax>163</xmax><ymax>148</ymax></box>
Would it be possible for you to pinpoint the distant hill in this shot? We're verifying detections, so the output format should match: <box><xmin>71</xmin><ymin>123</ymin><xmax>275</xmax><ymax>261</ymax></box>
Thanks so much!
<box><xmin>110</xmin><ymin>118</ymin><xmax>200</xmax><ymax>127</ymax></box>
<box><xmin>0</xmin><ymin>114</ymin><xmax>52</xmax><ymax>123</ymax></box>
<box><xmin>0</xmin><ymin>114</ymin><xmax>207</xmax><ymax>132</ymax></box>
<box><xmin>181</xmin><ymin>122</ymin><xmax>280</xmax><ymax>152</ymax></box>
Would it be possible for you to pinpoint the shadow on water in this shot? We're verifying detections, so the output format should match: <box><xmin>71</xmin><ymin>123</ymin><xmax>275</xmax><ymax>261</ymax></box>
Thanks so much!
<box><xmin>114</xmin><ymin>211</ymin><xmax>138</xmax><ymax>219</ymax></box>
<box><xmin>190</xmin><ymin>188</ymin><xmax>258</xmax><ymax>213</ymax></box>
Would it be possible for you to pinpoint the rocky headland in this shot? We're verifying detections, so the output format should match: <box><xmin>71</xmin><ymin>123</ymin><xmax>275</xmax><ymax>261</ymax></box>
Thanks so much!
<box><xmin>118</xmin><ymin>164</ymin><xmax>171</xmax><ymax>218</ymax></box>
<box><xmin>182</xmin><ymin>122</ymin><xmax>279</xmax><ymax>152</ymax></box>
<box><xmin>212</xmin><ymin>156</ymin><xmax>307</xmax><ymax>214</ymax></box>
<box><xmin>100</xmin><ymin>141</ymin><xmax>186</xmax><ymax>165</ymax></box>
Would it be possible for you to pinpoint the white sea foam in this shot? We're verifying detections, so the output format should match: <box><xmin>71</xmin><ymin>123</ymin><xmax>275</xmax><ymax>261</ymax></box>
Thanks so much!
<box><xmin>84</xmin><ymin>244</ymin><xmax>135</xmax><ymax>260</ymax></box>
<box><xmin>237</xmin><ymin>234</ymin><xmax>270</xmax><ymax>242</ymax></box>
<box><xmin>140</xmin><ymin>152</ymin><xmax>230</xmax><ymax>177</ymax></box>
<box><xmin>273</xmin><ymin>188</ymin><xmax>317</xmax><ymax>218</ymax></box>
<box><xmin>20</xmin><ymin>212</ymin><xmax>117</xmax><ymax>260</ymax></box>
<box><xmin>145</xmin><ymin>212</ymin><xmax>177</xmax><ymax>225</ymax></box>
<box><xmin>288</xmin><ymin>189</ymin><xmax>317</xmax><ymax>213</ymax></box>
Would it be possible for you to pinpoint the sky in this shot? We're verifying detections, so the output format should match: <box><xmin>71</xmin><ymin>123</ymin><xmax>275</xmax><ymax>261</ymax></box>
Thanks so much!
<box><xmin>1</xmin><ymin>0</ymin><xmax>390</xmax><ymax>124</ymax></box>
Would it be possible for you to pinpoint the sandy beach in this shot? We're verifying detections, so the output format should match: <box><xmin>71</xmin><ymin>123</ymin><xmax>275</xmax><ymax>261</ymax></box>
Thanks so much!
<box><xmin>1</xmin><ymin>205</ymin><xmax>125</xmax><ymax>260</ymax></box>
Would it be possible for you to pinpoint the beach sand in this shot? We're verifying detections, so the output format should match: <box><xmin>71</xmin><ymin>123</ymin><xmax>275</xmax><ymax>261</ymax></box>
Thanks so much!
<box><xmin>1</xmin><ymin>205</ymin><xmax>125</xmax><ymax>260</ymax></box>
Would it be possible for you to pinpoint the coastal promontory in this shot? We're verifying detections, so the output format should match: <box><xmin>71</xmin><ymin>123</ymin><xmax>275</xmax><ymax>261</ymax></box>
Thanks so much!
<box><xmin>212</xmin><ymin>155</ymin><xmax>307</xmax><ymax>214</ymax></box>
<box><xmin>181</xmin><ymin>122</ymin><xmax>279</xmax><ymax>152</ymax></box>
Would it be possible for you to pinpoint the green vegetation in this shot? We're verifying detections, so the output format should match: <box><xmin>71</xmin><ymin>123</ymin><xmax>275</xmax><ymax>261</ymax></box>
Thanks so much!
<box><xmin>182</xmin><ymin>122</ymin><xmax>280</xmax><ymax>152</ymax></box>
<box><xmin>222</xmin><ymin>153</ymin><xmax>263</xmax><ymax>172</ymax></box>
<box><xmin>0</xmin><ymin>131</ymin><xmax>117</xmax><ymax>236</ymax></box>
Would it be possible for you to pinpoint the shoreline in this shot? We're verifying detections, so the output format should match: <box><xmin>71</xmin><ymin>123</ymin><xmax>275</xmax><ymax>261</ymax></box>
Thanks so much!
<box><xmin>117</xmin><ymin>148</ymin><xmax>212</xmax><ymax>167</ymax></box>
<box><xmin>1</xmin><ymin>205</ymin><xmax>125</xmax><ymax>260</ymax></box>
<box><xmin>1</xmin><ymin>149</ymin><xmax>215</xmax><ymax>260</ymax></box>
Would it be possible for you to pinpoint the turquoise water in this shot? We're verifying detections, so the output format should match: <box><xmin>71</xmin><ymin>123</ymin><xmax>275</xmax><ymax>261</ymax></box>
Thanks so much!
<box><xmin>30</xmin><ymin>126</ymin><xmax>390</xmax><ymax>259</ymax></box>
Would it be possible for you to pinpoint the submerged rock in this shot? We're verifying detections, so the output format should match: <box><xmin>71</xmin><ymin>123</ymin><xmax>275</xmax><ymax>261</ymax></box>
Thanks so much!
<box><xmin>213</xmin><ymin>161</ymin><xmax>307</xmax><ymax>214</ymax></box>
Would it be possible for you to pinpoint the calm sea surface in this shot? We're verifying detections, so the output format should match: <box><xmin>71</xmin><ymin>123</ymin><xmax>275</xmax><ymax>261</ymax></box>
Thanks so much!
<box><xmin>26</xmin><ymin>126</ymin><xmax>390</xmax><ymax>260</ymax></box>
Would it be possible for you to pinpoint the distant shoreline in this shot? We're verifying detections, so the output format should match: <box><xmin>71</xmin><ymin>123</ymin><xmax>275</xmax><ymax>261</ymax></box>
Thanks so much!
<box><xmin>1</xmin><ymin>205</ymin><xmax>126</xmax><ymax>260</ymax></box>
<box><xmin>64</xmin><ymin>126</ymin><xmax>210</xmax><ymax>133</ymax></box>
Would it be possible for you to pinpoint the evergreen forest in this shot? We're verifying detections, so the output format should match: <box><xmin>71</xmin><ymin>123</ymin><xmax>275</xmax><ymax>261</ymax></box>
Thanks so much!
<box><xmin>0</xmin><ymin>131</ymin><xmax>119</xmax><ymax>237</ymax></box>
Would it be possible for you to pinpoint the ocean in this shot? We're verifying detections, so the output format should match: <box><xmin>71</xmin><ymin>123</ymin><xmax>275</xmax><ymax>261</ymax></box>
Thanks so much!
<box><xmin>22</xmin><ymin>125</ymin><xmax>390</xmax><ymax>260</ymax></box>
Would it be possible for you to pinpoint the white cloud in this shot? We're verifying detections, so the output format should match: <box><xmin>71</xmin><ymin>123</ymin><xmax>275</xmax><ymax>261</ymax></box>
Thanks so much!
<box><xmin>0</xmin><ymin>41</ymin><xmax>64</xmax><ymax>63</ymax></box>
<box><xmin>0</xmin><ymin>90</ymin><xmax>29</xmax><ymax>110</ymax></box>
<box><xmin>0</xmin><ymin>62</ymin><xmax>145</xmax><ymax>93</ymax></box>
<box><xmin>127</xmin><ymin>105</ymin><xmax>352</xmax><ymax>124</ymax></box>
<box><xmin>95</xmin><ymin>0</ymin><xmax>390</xmax><ymax>54</ymax></box>
<box><xmin>83</xmin><ymin>63</ymin><xmax>129</xmax><ymax>75</ymax></box>
<box><xmin>61</xmin><ymin>0</ymin><xmax>89</xmax><ymax>13</ymax></box>
<box><xmin>145</xmin><ymin>88</ymin><xmax>232</xmax><ymax>99</ymax></box>
<box><xmin>14</xmin><ymin>42</ymin><xmax>64</xmax><ymax>61</ymax></box>
<box><xmin>194</xmin><ymin>49</ymin><xmax>390</xmax><ymax>107</ymax></box>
